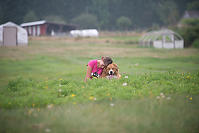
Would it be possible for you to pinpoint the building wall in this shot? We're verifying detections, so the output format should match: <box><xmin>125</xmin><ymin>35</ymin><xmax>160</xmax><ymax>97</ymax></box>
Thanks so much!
<box><xmin>23</xmin><ymin>24</ymin><xmax>46</xmax><ymax>36</ymax></box>
<box><xmin>40</xmin><ymin>24</ymin><xmax>46</xmax><ymax>36</ymax></box>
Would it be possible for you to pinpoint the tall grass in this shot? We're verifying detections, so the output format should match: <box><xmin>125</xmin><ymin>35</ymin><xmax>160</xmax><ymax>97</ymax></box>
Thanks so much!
<box><xmin>0</xmin><ymin>35</ymin><xmax>199</xmax><ymax>133</ymax></box>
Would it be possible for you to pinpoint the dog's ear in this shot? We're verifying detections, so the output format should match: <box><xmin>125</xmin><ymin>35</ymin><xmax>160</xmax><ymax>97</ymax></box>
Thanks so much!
<box><xmin>105</xmin><ymin>67</ymin><xmax>109</xmax><ymax>74</ymax></box>
<box><xmin>113</xmin><ymin>63</ymin><xmax>118</xmax><ymax>69</ymax></box>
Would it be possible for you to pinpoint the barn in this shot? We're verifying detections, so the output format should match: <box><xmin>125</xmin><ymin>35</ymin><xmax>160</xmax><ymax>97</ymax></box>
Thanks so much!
<box><xmin>0</xmin><ymin>22</ymin><xmax>28</xmax><ymax>46</ymax></box>
<box><xmin>21</xmin><ymin>20</ymin><xmax>77</xmax><ymax>36</ymax></box>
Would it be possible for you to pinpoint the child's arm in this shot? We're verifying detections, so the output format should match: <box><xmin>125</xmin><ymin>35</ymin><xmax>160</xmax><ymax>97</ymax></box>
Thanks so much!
<box><xmin>84</xmin><ymin>66</ymin><xmax>92</xmax><ymax>82</ymax></box>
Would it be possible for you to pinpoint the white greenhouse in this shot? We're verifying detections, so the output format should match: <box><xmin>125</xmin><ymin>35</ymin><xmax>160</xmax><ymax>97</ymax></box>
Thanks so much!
<box><xmin>0</xmin><ymin>22</ymin><xmax>28</xmax><ymax>46</ymax></box>
<box><xmin>139</xmin><ymin>29</ymin><xmax>184</xmax><ymax>48</ymax></box>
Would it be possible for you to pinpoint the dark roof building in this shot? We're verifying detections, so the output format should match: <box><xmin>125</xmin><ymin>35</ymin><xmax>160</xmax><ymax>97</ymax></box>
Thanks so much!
<box><xmin>21</xmin><ymin>20</ymin><xmax>77</xmax><ymax>36</ymax></box>
<box><xmin>183</xmin><ymin>11</ymin><xmax>199</xmax><ymax>19</ymax></box>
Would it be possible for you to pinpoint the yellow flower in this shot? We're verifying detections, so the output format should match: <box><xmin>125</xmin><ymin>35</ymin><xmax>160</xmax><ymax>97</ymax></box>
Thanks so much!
<box><xmin>89</xmin><ymin>96</ymin><xmax>94</xmax><ymax>100</ymax></box>
<box><xmin>71</xmin><ymin>94</ymin><xmax>76</xmax><ymax>97</ymax></box>
<box><xmin>28</xmin><ymin>110</ymin><xmax>32</xmax><ymax>115</ymax></box>
<box><xmin>73</xmin><ymin>102</ymin><xmax>77</xmax><ymax>104</ymax></box>
<box><xmin>59</xmin><ymin>78</ymin><xmax>63</xmax><ymax>81</ymax></box>
<box><xmin>189</xmin><ymin>97</ymin><xmax>192</xmax><ymax>100</ymax></box>
<box><xmin>107</xmin><ymin>93</ymin><xmax>110</xmax><ymax>96</ymax></box>
<box><xmin>32</xmin><ymin>103</ymin><xmax>35</xmax><ymax>107</ymax></box>
<box><xmin>110</xmin><ymin>97</ymin><xmax>112</xmax><ymax>101</ymax></box>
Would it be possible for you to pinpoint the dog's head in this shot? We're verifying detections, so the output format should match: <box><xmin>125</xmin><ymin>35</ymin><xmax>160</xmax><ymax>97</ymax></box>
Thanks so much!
<box><xmin>104</xmin><ymin>63</ymin><xmax>119</xmax><ymax>76</ymax></box>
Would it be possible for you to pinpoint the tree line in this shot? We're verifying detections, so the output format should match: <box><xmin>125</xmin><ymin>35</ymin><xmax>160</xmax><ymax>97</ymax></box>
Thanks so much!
<box><xmin>0</xmin><ymin>0</ymin><xmax>198</xmax><ymax>30</ymax></box>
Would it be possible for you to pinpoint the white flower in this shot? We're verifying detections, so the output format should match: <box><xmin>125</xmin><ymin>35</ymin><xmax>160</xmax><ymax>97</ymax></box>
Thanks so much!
<box><xmin>59</xmin><ymin>84</ymin><xmax>62</xmax><ymax>87</ymax></box>
<box><xmin>160</xmin><ymin>93</ymin><xmax>165</xmax><ymax>98</ymax></box>
<box><xmin>161</xmin><ymin>95</ymin><xmax>165</xmax><ymax>98</ymax></box>
<box><xmin>123</xmin><ymin>83</ymin><xmax>127</xmax><ymax>86</ymax></box>
<box><xmin>110</xmin><ymin>103</ymin><xmax>115</xmax><ymax>107</ymax></box>
<box><xmin>167</xmin><ymin>97</ymin><xmax>171</xmax><ymax>100</ymax></box>
<box><xmin>156</xmin><ymin>96</ymin><xmax>160</xmax><ymax>99</ymax></box>
<box><xmin>124</xmin><ymin>76</ymin><xmax>128</xmax><ymax>79</ymax></box>
<box><xmin>58</xmin><ymin>89</ymin><xmax>62</xmax><ymax>92</ymax></box>
<box><xmin>47</xmin><ymin>104</ymin><xmax>53</xmax><ymax>109</ymax></box>
<box><xmin>94</xmin><ymin>97</ymin><xmax>97</xmax><ymax>101</ymax></box>
<box><xmin>45</xmin><ymin>128</ymin><xmax>51</xmax><ymax>132</ymax></box>
<box><xmin>160</xmin><ymin>92</ymin><xmax>164</xmax><ymax>96</ymax></box>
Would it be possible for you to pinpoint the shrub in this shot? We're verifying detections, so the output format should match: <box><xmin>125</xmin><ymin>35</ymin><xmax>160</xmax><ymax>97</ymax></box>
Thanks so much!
<box><xmin>192</xmin><ymin>39</ymin><xmax>199</xmax><ymax>48</ymax></box>
<box><xmin>116</xmin><ymin>16</ymin><xmax>132</xmax><ymax>31</ymax></box>
<box><xmin>71</xmin><ymin>13</ymin><xmax>98</xmax><ymax>29</ymax></box>
<box><xmin>176</xmin><ymin>19</ymin><xmax>199</xmax><ymax>47</ymax></box>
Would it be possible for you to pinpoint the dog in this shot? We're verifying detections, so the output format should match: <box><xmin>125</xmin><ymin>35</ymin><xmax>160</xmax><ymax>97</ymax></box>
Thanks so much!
<box><xmin>101</xmin><ymin>63</ymin><xmax>121</xmax><ymax>79</ymax></box>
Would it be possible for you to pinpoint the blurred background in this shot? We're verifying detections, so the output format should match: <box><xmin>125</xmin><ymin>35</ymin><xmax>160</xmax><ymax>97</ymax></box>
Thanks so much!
<box><xmin>0</xmin><ymin>0</ymin><xmax>199</xmax><ymax>47</ymax></box>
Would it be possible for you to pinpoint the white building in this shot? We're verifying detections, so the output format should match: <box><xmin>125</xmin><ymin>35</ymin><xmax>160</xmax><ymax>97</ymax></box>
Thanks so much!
<box><xmin>139</xmin><ymin>29</ymin><xmax>184</xmax><ymax>49</ymax></box>
<box><xmin>0</xmin><ymin>22</ymin><xmax>28</xmax><ymax>46</ymax></box>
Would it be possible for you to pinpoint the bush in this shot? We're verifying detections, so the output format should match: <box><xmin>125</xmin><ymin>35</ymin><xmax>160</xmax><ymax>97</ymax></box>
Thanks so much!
<box><xmin>176</xmin><ymin>19</ymin><xmax>199</xmax><ymax>47</ymax></box>
<box><xmin>71</xmin><ymin>13</ymin><xmax>98</xmax><ymax>29</ymax></box>
<box><xmin>192</xmin><ymin>39</ymin><xmax>199</xmax><ymax>48</ymax></box>
<box><xmin>116</xmin><ymin>16</ymin><xmax>132</xmax><ymax>31</ymax></box>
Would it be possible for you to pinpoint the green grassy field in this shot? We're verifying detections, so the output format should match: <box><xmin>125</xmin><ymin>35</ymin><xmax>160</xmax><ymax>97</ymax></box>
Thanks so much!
<box><xmin>0</xmin><ymin>33</ymin><xmax>199</xmax><ymax>133</ymax></box>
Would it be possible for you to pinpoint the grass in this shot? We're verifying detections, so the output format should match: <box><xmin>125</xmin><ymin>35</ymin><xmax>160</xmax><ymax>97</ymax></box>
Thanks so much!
<box><xmin>0</xmin><ymin>33</ymin><xmax>199</xmax><ymax>133</ymax></box>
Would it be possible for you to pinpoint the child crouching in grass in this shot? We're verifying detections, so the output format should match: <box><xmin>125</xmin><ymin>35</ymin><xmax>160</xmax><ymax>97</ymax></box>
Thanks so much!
<box><xmin>84</xmin><ymin>57</ymin><xmax>113</xmax><ymax>82</ymax></box>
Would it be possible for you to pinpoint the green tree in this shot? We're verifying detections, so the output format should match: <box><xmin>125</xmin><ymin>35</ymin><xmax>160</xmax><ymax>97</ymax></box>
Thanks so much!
<box><xmin>71</xmin><ymin>13</ymin><xmax>98</xmax><ymax>29</ymax></box>
<box><xmin>88</xmin><ymin>0</ymin><xmax>110</xmax><ymax>29</ymax></box>
<box><xmin>187</xmin><ymin>1</ymin><xmax>199</xmax><ymax>10</ymax></box>
<box><xmin>45</xmin><ymin>15</ymin><xmax>66</xmax><ymax>24</ymax></box>
<box><xmin>116</xmin><ymin>16</ymin><xmax>132</xmax><ymax>31</ymax></box>
<box><xmin>156</xmin><ymin>1</ymin><xmax>180</xmax><ymax>25</ymax></box>
<box><xmin>23</xmin><ymin>10</ymin><xmax>38</xmax><ymax>22</ymax></box>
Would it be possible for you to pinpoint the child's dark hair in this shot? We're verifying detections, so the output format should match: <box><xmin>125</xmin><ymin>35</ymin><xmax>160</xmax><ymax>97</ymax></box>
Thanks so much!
<box><xmin>103</xmin><ymin>57</ymin><xmax>113</xmax><ymax>67</ymax></box>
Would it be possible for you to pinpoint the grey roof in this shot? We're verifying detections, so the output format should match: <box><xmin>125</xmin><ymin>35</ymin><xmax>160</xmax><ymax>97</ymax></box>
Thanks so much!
<box><xmin>20</xmin><ymin>20</ymin><xmax>46</xmax><ymax>27</ymax></box>
<box><xmin>139</xmin><ymin>29</ymin><xmax>183</xmax><ymax>43</ymax></box>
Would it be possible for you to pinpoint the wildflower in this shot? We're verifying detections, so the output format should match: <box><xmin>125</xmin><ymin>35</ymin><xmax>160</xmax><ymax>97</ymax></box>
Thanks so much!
<box><xmin>135</xmin><ymin>63</ymin><xmax>139</xmax><ymax>66</ymax></box>
<box><xmin>73</xmin><ymin>102</ymin><xmax>77</xmax><ymax>104</ymax></box>
<box><xmin>45</xmin><ymin>128</ymin><xmax>51</xmax><ymax>132</ymax></box>
<box><xmin>166</xmin><ymin>97</ymin><xmax>171</xmax><ymax>100</ymax></box>
<box><xmin>160</xmin><ymin>93</ymin><xmax>164</xmax><ymax>96</ymax></box>
<box><xmin>71</xmin><ymin>94</ymin><xmax>76</xmax><ymax>97</ymax></box>
<box><xmin>47</xmin><ymin>104</ymin><xmax>53</xmax><ymax>109</ymax></box>
<box><xmin>59</xmin><ymin>84</ymin><xmax>62</xmax><ymax>87</ymax></box>
<box><xmin>124</xmin><ymin>76</ymin><xmax>128</xmax><ymax>79</ymax></box>
<box><xmin>156</xmin><ymin>96</ymin><xmax>160</xmax><ymax>99</ymax></box>
<box><xmin>28</xmin><ymin>109</ymin><xmax>34</xmax><ymax>115</ymax></box>
<box><xmin>189</xmin><ymin>97</ymin><xmax>192</xmax><ymax>100</ymax></box>
<box><xmin>89</xmin><ymin>96</ymin><xmax>94</xmax><ymax>100</ymax></box>
<box><xmin>160</xmin><ymin>93</ymin><xmax>165</xmax><ymax>98</ymax></box>
<box><xmin>58</xmin><ymin>89</ymin><xmax>62</xmax><ymax>92</ymax></box>
<box><xmin>59</xmin><ymin>78</ymin><xmax>62</xmax><ymax>81</ymax></box>
<box><xmin>32</xmin><ymin>103</ymin><xmax>35</xmax><ymax>107</ymax></box>
<box><xmin>123</xmin><ymin>83</ymin><xmax>127</xmax><ymax>86</ymax></box>
<box><xmin>110</xmin><ymin>103</ymin><xmax>115</xmax><ymax>107</ymax></box>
